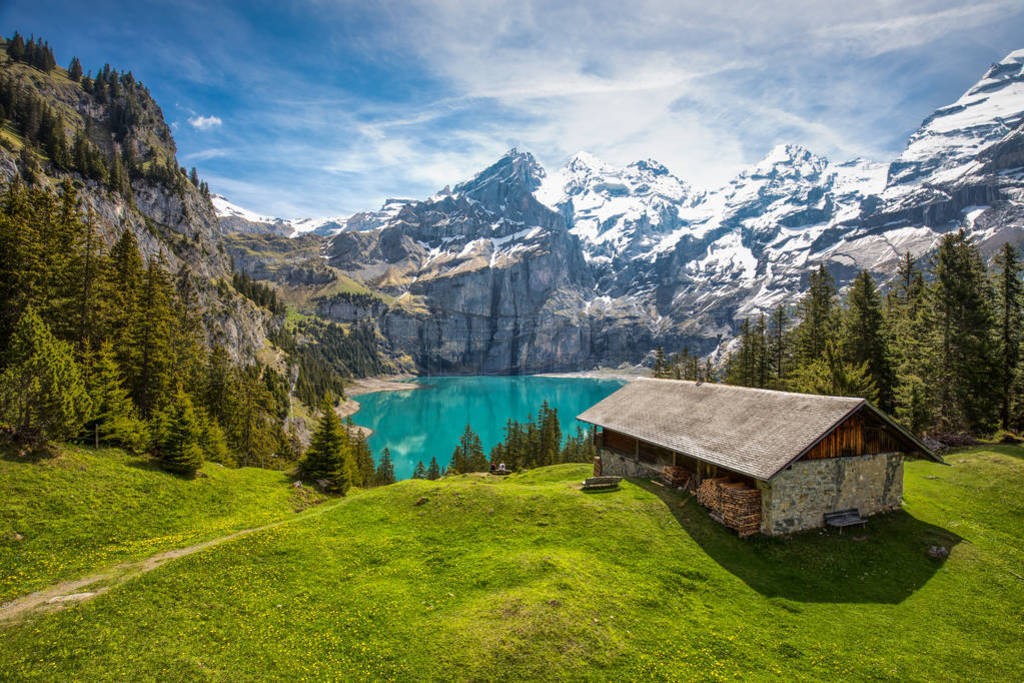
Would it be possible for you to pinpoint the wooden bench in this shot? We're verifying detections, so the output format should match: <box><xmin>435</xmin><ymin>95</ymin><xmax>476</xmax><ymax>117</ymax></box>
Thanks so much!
<box><xmin>824</xmin><ymin>508</ymin><xmax>867</xmax><ymax>532</ymax></box>
<box><xmin>582</xmin><ymin>476</ymin><xmax>622</xmax><ymax>491</ymax></box>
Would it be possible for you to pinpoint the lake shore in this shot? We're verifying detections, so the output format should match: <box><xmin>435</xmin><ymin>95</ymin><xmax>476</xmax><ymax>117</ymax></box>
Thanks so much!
<box><xmin>336</xmin><ymin>375</ymin><xmax>424</xmax><ymax>429</ymax></box>
<box><xmin>535</xmin><ymin>366</ymin><xmax>649</xmax><ymax>382</ymax></box>
<box><xmin>345</xmin><ymin>375</ymin><xmax>423</xmax><ymax>397</ymax></box>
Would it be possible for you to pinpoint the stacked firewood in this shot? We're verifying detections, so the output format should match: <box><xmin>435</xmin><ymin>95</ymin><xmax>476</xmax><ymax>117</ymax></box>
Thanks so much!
<box><xmin>660</xmin><ymin>465</ymin><xmax>691</xmax><ymax>489</ymax></box>
<box><xmin>696</xmin><ymin>477</ymin><xmax>729</xmax><ymax>508</ymax></box>
<box><xmin>696</xmin><ymin>478</ymin><xmax>761</xmax><ymax>537</ymax></box>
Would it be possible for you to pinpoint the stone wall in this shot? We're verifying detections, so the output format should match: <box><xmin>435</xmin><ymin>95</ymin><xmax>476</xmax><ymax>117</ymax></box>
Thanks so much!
<box><xmin>759</xmin><ymin>452</ymin><xmax>903</xmax><ymax>535</ymax></box>
<box><xmin>597</xmin><ymin>449</ymin><xmax>662</xmax><ymax>479</ymax></box>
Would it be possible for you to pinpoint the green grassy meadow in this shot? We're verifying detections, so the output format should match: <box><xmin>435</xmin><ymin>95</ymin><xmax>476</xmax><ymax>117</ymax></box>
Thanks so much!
<box><xmin>0</xmin><ymin>446</ymin><xmax>325</xmax><ymax>604</ymax></box>
<box><xmin>1</xmin><ymin>447</ymin><xmax>1022</xmax><ymax>680</ymax></box>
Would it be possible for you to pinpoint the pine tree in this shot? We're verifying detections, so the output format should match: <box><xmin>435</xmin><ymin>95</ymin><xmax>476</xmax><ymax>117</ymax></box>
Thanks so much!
<box><xmin>228</xmin><ymin>364</ymin><xmax>278</xmax><ymax>468</ymax></box>
<box><xmin>155</xmin><ymin>387</ymin><xmax>204</xmax><ymax>476</ymax></box>
<box><xmin>993</xmin><ymin>243</ymin><xmax>1022</xmax><ymax>430</ymax></box>
<box><xmin>653</xmin><ymin>346</ymin><xmax>667</xmax><ymax>377</ymax></box>
<box><xmin>351</xmin><ymin>427</ymin><xmax>376</xmax><ymax>486</ymax></box>
<box><xmin>7</xmin><ymin>32</ymin><xmax>25</xmax><ymax>62</ymax></box>
<box><xmin>375</xmin><ymin>448</ymin><xmax>396</xmax><ymax>485</ymax></box>
<box><xmin>102</xmin><ymin>229</ymin><xmax>143</xmax><ymax>370</ymax></box>
<box><xmin>68</xmin><ymin>57</ymin><xmax>83</xmax><ymax>82</ymax></box>
<box><xmin>795</xmin><ymin>265</ymin><xmax>838</xmax><ymax>364</ymax></box>
<box><xmin>930</xmin><ymin>231</ymin><xmax>999</xmax><ymax>434</ymax></box>
<box><xmin>0</xmin><ymin>306</ymin><xmax>92</xmax><ymax>444</ymax></box>
<box><xmin>426</xmin><ymin>456</ymin><xmax>441</xmax><ymax>480</ymax></box>
<box><xmin>203</xmin><ymin>345</ymin><xmax>233</xmax><ymax>428</ymax></box>
<box><xmin>197</xmin><ymin>410</ymin><xmax>230</xmax><ymax>465</ymax></box>
<box><xmin>412</xmin><ymin>461</ymin><xmax>427</xmax><ymax>479</ymax></box>
<box><xmin>131</xmin><ymin>255</ymin><xmax>175</xmax><ymax>416</ymax></box>
<box><xmin>791</xmin><ymin>341</ymin><xmax>878</xmax><ymax>402</ymax></box>
<box><xmin>885</xmin><ymin>252</ymin><xmax>934</xmax><ymax>428</ymax></box>
<box><xmin>450</xmin><ymin>424</ymin><xmax>485</xmax><ymax>473</ymax></box>
<box><xmin>537</xmin><ymin>401</ymin><xmax>561</xmax><ymax>466</ymax></box>
<box><xmin>81</xmin><ymin>340</ymin><xmax>146</xmax><ymax>452</ymax></box>
<box><xmin>299</xmin><ymin>398</ymin><xmax>350</xmax><ymax>494</ymax></box>
<box><xmin>767</xmin><ymin>305</ymin><xmax>789</xmax><ymax>382</ymax></box>
<box><xmin>841</xmin><ymin>271</ymin><xmax>895</xmax><ymax>411</ymax></box>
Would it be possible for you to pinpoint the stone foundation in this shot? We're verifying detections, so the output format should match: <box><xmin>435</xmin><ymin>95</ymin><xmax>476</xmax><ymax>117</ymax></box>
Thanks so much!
<box><xmin>759</xmin><ymin>452</ymin><xmax>903</xmax><ymax>535</ymax></box>
<box><xmin>597</xmin><ymin>448</ymin><xmax>662</xmax><ymax>479</ymax></box>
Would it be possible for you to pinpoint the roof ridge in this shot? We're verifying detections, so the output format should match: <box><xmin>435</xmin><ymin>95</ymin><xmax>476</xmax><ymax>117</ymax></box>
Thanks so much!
<box><xmin>634</xmin><ymin>377</ymin><xmax>864</xmax><ymax>403</ymax></box>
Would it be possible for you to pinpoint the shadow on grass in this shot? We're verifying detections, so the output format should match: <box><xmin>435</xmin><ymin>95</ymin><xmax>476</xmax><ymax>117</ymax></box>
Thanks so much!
<box><xmin>634</xmin><ymin>479</ymin><xmax>960</xmax><ymax>604</ymax></box>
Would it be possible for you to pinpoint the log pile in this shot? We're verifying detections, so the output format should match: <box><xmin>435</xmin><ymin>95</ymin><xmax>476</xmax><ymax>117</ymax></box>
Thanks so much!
<box><xmin>696</xmin><ymin>478</ymin><xmax>761</xmax><ymax>537</ymax></box>
<box><xmin>660</xmin><ymin>465</ymin><xmax>691</xmax><ymax>489</ymax></box>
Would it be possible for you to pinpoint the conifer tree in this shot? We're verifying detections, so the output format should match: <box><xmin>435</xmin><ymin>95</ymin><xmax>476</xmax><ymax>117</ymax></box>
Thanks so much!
<box><xmin>299</xmin><ymin>398</ymin><xmax>350</xmax><ymax>494</ymax></box>
<box><xmin>412</xmin><ymin>461</ymin><xmax>427</xmax><ymax>479</ymax></box>
<box><xmin>993</xmin><ymin>243</ymin><xmax>1022</xmax><ymax>430</ymax></box>
<box><xmin>197</xmin><ymin>410</ymin><xmax>230</xmax><ymax>465</ymax></box>
<box><xmin>375</xmin><ymin>448</ymin><xmax>396</xmax><ymax>485</ymax></box>
<box><xmin>131</xmin><ymin>255</ymin><xmax>175</xmax><ymax>416</ymax></box>
<box><xmin>653</xmin><ymin>346</ymin><xmax>667</xmax><ymax>377</ymax></box>
<box><xmin>155</xmin><ymin>387</ymin><xmax>204</xmax><ymax>476</ymax></box>
<box><xmin>0</xmin><ymin>306</ymin><xmax>91</xmax><ymax>444</ymax></box>
<box><xmin>537</xmin><ymin>401</ymin><xmax>561</xmax><ymax>466</ymax></box>
<box><xmin>229</xmin><ymin>364</ymin><xmax>279</xmax><ymax>468</ymax></box>
<box><xmin>450</xmin><ymin>424</ymin><xmax>486</xmax><ymax>473</ymax></box>
<box><xmin>103</xmin><ymin>229</ymin><xmax>143</xmax><ymax>368</ymax></box>
<box><xmin>350</xmin><ymin>427</ymin><xmax>376</xmax><ymax>486</ymax></box>
<box><xmin>791</xmin><ymin>341</ymin><xmax>877</xmax><ymax>401</ymax></box>
<box><xmin>203</xmin><ymin>345</ymin><xmax>233</xmax><ymax>428</ymax></box>
<box><xmin>68</xmin><ymin>57</ymin><xmax>82</xmax><ymax>82</ymax></box>
<box><xmin>7</xmin><ymin>32</ymin><xmax>25</xmax><ymax>61</ymax></box>
<box><xmin>767</xmin><ymin>305</ymin><xmax>790</xmax><ymax>382</ymax></box>
<box><xmin>930</xmin><ymin>231</ymin><xmax>999</xmax><ymax>434</ymax></box>
<box><xmin>426</xmin><ymin>456</ymin><xmax>441</xmax><ymax>480</ymax></box>
<box><xmin>795</xmin><ymin>265</ymin><xmax>838</xmax><ymax>364</ymax></box>
<box><xmin>81</xmin><ymin>340</ymin><xmax>146</xmax><ymax>451</ymax></box>
<box><xmin>841</xmin><ymin>270</ymin><xmax>895</xmax><ymax>410</ymax></box>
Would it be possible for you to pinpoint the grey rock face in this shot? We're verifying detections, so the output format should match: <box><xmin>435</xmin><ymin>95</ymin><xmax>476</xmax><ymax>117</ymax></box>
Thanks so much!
<box><xmin>229</xmin><ymin>49</ymin><xmax>1024</xmax><ymax>374</ymax></box>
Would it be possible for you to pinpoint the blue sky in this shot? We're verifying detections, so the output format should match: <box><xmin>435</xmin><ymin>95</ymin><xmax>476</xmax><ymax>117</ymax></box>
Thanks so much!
<box><xmin>3</xmin><ymin>1</ymin><xmax>1023</xmax><ymax>217</ymax></box>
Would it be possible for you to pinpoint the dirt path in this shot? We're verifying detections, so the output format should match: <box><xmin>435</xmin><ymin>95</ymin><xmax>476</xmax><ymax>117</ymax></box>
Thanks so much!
<box><xmin>0</xmin><ymin>500</ymin><xmax>343</xmax><ymax>626</ymax></box>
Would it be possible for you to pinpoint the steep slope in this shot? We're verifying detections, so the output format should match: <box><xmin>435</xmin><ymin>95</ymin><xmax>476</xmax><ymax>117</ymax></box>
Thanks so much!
<box><xmin>0</xmin><ymin>46</ymin><xmax>273</xmax><ymax>360</ymax></box>
<box><xmin>224</xmin><ymin>48</ymin><xmax>1024</xmax><ymax>371</ymax></box>
<box><xmin>323</xmin><ymin>150</ymin><xmax>608</xmax><ymax>373</ymax></box>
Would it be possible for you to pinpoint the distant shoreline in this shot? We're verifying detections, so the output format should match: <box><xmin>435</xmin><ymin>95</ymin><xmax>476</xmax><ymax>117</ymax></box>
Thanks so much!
<box><xmin>534</xmin><ymin>367</ymin><xmax>648</xmax><ymax>382</ymax></box>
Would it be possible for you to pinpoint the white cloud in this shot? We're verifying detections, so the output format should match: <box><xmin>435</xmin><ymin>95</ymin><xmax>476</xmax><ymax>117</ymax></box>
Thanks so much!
<box><xmin>188</xmin><ymin>114</ymin><xmax>222</xmax><ymax>130</ymax></box>
<box><xmin>188</xmin><ymin>1</ymin><xmax>1024</xmax><ymax>215</ymax></box>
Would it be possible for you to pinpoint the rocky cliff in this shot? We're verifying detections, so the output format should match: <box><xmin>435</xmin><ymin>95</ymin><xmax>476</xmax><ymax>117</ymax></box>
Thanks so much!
<box><xmin>219</xmin><ymin>48</ymin><xmax>1024</xmax><ymax>373</ymax></box>
<box><xmin>0</xmin><ymin>47</ymin><xmax>274</xmax><ymax>362</ymax></box>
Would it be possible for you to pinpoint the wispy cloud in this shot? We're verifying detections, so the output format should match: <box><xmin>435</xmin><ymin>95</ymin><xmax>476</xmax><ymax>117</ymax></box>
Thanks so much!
<box><xmin>18</xmin><ymin>0</ymin><xmax>1020</xmax><ymax>216</ymax></box>
<box><xmin>188</xmin><ymin>114</ymin><xmax>222</xmax><ymax>130</ymax></box>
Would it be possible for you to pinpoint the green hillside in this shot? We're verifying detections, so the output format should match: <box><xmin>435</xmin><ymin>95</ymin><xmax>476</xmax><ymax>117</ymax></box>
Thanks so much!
<box><xmin>1</xmin><ymin>447</ymin><xmax>1022</xmax><ymax>680</ymax></box>
<box><xmin>0</xmin><ymin>446</ymin><xmax>325</xmax><ymax>604</ymax></box>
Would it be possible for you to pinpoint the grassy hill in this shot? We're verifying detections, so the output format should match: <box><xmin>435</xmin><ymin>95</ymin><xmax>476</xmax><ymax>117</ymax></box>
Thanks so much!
<box><xmin>1</xmin><ymin>447</ymin><xmax>1022</xmax><ymax>680</ymax></box>
<box><xmin>0</xmin><ymin>446</ymin><xmax>325</xmax><ymax>604</ymax></box>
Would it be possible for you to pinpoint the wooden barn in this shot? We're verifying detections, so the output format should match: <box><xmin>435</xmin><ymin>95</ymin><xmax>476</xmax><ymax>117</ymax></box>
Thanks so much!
<box><xmin>577</xmin><ymin>379</ymin><xmax>940</xmax><ymax>536</ymax></box>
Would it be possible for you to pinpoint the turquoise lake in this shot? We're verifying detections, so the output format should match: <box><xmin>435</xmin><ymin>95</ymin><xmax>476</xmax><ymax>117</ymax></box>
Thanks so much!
<box><xmin>351</xmin><ymin>376</ymin><xmax>625</xmax><ymax>480</ymax></box>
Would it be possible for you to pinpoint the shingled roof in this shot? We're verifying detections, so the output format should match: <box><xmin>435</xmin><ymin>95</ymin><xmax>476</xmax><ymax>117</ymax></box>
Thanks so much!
<box><xmin>577</xmin><ymin>379</ymin><xmax>937</xmax><ymax>481</ymax></box>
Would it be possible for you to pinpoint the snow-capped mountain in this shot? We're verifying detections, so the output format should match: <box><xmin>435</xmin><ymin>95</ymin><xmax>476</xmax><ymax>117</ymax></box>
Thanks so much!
<box><xmin>884</xmin><ymin>48</ymin><xmax>1024</xmax><ymax>202</ymax></box>
<box><xmin>212</xmin><ymin>194</ymin><xmax>348</xmax><ymax>237</ymax></box>
<box><xmin>536</xmin><ymin>151</ymin><xmax>696</xmax><ymax>265</ymax></box>
<box><xmin>223</xmin><ymin>48</ymin><xmax>1024</xmax><ymax>372</ymax></box>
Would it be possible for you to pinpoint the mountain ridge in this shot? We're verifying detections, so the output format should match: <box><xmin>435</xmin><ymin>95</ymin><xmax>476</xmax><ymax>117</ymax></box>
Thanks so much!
<box><xmin>213</xmin><ymin>47</ymin><xmax>1024</xmax><ymax>371</ymax></box>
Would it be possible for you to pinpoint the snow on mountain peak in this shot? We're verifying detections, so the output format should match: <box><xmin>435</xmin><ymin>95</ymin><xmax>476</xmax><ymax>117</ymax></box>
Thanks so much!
<box><xmin>212</xmin><ymin>194</ymin><xmax>350</xmax><ymax>237</ymax></box>
<box><xmin>886</xmin><ymin>47</ymin><xmax>1024</xmax><ymax>195</ymax></box>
